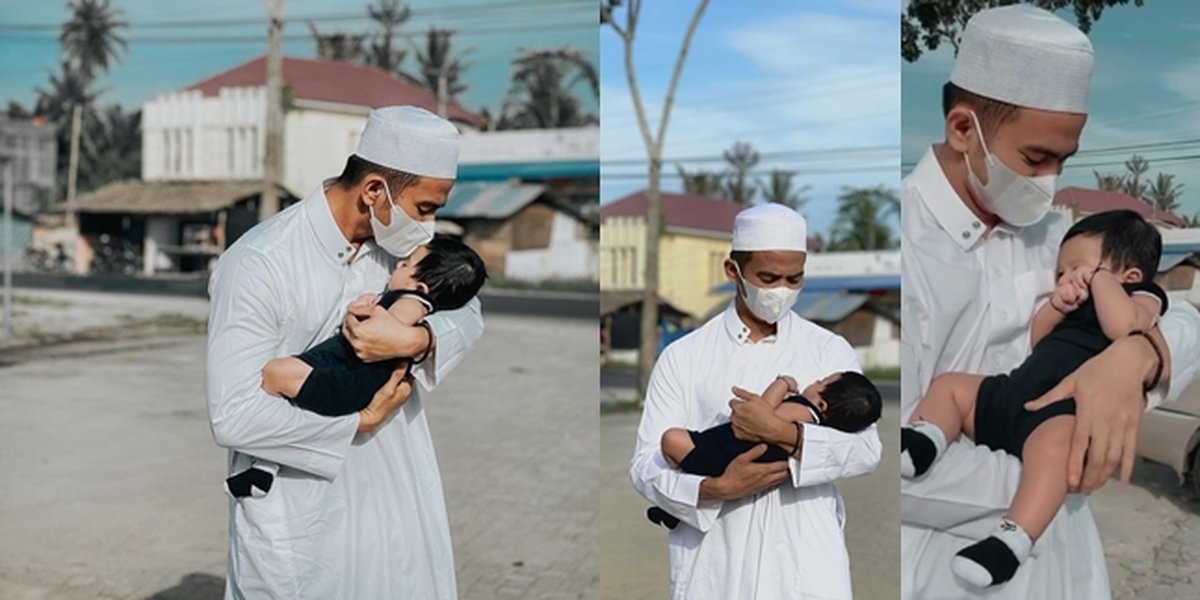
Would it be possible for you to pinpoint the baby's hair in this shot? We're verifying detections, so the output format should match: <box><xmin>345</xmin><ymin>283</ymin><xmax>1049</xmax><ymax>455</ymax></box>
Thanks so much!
<box><xmin>1062</xmin><ymin>210</ymin><xmax>1161</xmax><ymax>282</ymax></box>
<box><xmin>821</xmin><ymin>372</ymin><xmax>883</xmax><ymax>433</ymax></box>
<box><xmin>413</xmin><ymin>235</ymin><xmax>488</xmax><ymax>311</ymax></box>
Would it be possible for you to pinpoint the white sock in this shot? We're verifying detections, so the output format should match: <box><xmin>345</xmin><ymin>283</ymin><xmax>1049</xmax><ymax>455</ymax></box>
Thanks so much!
<box><xmin>900</xmin><ymin>421</ymin><xmax>947</xmax><ymax>478</ymax></box>
<box><xmin>952</xmin><ymin>517</ymin><xmax>1033</xmax><ymax>588</ymax></box>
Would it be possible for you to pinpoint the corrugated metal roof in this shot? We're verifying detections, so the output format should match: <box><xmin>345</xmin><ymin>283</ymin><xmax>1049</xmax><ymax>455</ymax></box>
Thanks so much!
<box><xmin>711</xmin><ymin>274</ymin><xmax>901</xmax><ymax>294</ymax></box>
<box><xmin>74</xmin><ymin>180</ymin><xmax>294</xmax><ymax>215</ymax></box>
<box><xmin>793</xmin><ymin>292</ymin><xmax>870</xmax><ymax>322</ymax></box>
<box><xmin>439</xmin><ymin>181</ymin><xmax>546</xmax><ymax>219</ymax></box>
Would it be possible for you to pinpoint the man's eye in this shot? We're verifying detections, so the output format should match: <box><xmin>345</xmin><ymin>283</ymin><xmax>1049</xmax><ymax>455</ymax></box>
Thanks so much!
<box><xmin>1023</xmin><ymin>154</ymin><xmax>1046</xmax><ymax>166</ymax></box>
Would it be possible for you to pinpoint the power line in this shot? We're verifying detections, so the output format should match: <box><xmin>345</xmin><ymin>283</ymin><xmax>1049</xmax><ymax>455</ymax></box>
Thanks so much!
<box><xmin>0</xmin><ymin>0</ymin><xmax>595</xmax><ymax>31</ymax></box>
<box><xmin>602</xmin><ymin>144</ymin><xmax>900</xmax><ymax>166</ymax></box>
<box><xmin>603</xmin><ymin>163</ymin><xmax>898</xmax><ymax>180</ymax></box>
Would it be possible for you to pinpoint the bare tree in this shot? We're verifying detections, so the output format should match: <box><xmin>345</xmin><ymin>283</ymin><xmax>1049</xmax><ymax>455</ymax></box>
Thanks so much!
<box><xmin>604</xmin><ymin>0</ymin><xmax>711</xmax><ymax>398</ymax></box>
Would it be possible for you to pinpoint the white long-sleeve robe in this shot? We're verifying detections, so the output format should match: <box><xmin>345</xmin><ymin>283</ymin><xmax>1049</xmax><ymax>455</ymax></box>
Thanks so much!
<box><xmin>900</xmin><ymin>147</ymin><xmax>1200</xmax><ymax>599</ymax></box>
<box><xmin>630</xmin><ymin>304</ymin><xmax>882</xmax><ymax>599</ymax></box>
<box><xmin>206</xmin><ymin>184</ymin><xmax>483</xmax><ymax>599</ymax></box>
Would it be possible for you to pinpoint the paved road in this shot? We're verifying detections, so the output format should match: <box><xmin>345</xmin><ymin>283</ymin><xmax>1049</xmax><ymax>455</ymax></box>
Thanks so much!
<box><xmin>0</xmin><ymin>311</ymin><xmax>597</xmax><ymax>599</ymax></box>
<box><xmin>600</xmin><ymin>399</ymin><xmax>901</xmax><ymax>600</ymax></box>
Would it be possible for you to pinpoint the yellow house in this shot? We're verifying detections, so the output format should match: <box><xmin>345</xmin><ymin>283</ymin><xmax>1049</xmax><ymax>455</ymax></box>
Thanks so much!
<box><xmin>600</xmin><ymin>191</ymin><xmax>744</xmax><ymax>319</ymax></box>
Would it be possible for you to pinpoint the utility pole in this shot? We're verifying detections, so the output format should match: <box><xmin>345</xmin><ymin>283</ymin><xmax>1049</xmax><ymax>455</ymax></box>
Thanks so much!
<box><xmin>436</xmin><ymin>68</ymin><xmax>448</xmax><ymax>119</ymax></box>
<box><xmin>65</xmin><ymin>104</ymin><xmax>81</xmax><ymax>229</ymax></box>
<box><xmin>3</xmin><ymin>157</ymin><xmax>13</xmax><ymax>339</ymax></box>
<box><xmin>261</xmin><ymin>0</ymin><xmax>284</xmax><ymax>221</ymax></box>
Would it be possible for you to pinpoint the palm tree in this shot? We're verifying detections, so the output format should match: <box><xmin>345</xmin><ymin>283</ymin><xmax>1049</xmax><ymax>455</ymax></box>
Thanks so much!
<box><xmin>79</xmin><ymin>105</ymin><xmax>140</xmax><ymax>193</ymax></box>
<box><xmin>828</xmin><ymin>186</ymin><xmax>898</xmax><ymax>251</ymax></box>
<box><xmin>1122</xmin><ymin>154</ymin><xmax>1151</xmax><ymax>200</ymax></box>
<box><xmin>721</xmin><ymin>141</ymin><xmax>759</xmax><ymax>207</ymax></box>
<box><xmin>309</xmin><ymin>22</ymin><xmax>368</xmax><ymax>62</ymax></box>
<box><xmin>365</xmin><ymin>0</ymin><xmax>411</xmax><ymax>75</ymax></box>
<box><xmin>1145</xmin><ymin>172</ymin><xmax>1183</xmax><ymax>213</ymax></box>
<box><xmin>1094</xmin><ymin>170</ymin><xmax>1125</xmax><ymax>192</ymax></box>
<box><xmin>34</xmin><ymin>62</ymin><xmax>99</xmax><ymax>126</ymax></box>
<box><xmin>498</xmin><ymin>47</ymin><xmax>598</xmax><ymax>129</ymax></box>
<box><xmin>416</xmin><ymin>28</ymin><xmax>471</xmax><ymax>104</ymax></box>
<box><xmin>1182</xmin><ymin>213</ymin><xmax>1200</xmax><ymax>228</ymax></box>
<box><xmin>59</xmin><ymin>0</ymin><xmax>128</xmax><ymax>83</ymax></box>
<box><xmin>760</xmin><ymin>169</ymin><xmax>809</xmax><ymax>211</ymax></box>
<box><xmin>676</xmin><ymin>164</ymin><xmax>723</xmax><ymax>198</ymax></box>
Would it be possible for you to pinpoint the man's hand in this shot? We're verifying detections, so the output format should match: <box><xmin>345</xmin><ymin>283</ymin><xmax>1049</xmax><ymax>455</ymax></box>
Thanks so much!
<box><xmin>343</xmin><ymin>306</ymin><xmax>426</xmax><ymax>362</ymax></box>
<box><xmin>1024</xmin><ymin>334</ymin><xmax>1161</xmax><ymax>492</ymax></box>
<box><xmin>729</xmin><ymin>387</ymin><xmax>792</xmax><ymax>447</ymax></box>
<box><xmin>700</xmin><ymin>444</ymin><xmax>789</xmax><ymax>501</ymax></box>
<box><xmin>347</xmin><ymin>293</ymin><xmax>379</xmax><ymax>316</ymax></box>
<box><xmin>357</xmin><ymin>366</ymin><xmax>413</xmax><ymax>433</ymax></box>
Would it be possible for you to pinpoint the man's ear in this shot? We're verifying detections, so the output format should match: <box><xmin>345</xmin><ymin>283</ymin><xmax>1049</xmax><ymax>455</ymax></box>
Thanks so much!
<box><xmin>724</xmin><ymin>257</ymin><xmax>740</xmax><ymax>284</ymax></box>
<box><xmin>361</xmin><ymin>174</ymin><xmax>387</xmax><ymax>209</ymax></box>
<box><xmin>945</xmin><ymin>106</ymin><xmax>976</xmax><ymax>154</ymax></box>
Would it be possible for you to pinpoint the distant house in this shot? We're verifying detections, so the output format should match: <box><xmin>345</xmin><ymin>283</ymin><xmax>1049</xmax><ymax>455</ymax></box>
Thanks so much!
<box><xmin>600</xmin><ymin>192</ymin><xmax>820</xmax><ymax>320</ymax></box>
<box><xmin>77</xmin><ymin>55</ymin><xmax>484</xmax><ymax>274</ymax></box>
<box><xmin>0</xmin><ymin>116</ymin><xmax>57</xmax><ymax>214</ymax></box>
<box><xmin>1053</xmin><ymin>186</ymin><xmax>1184</xmax><ymax>227</ymax></box>
<box><xmin>142</xmin><ymin>55</ymin><xmax>486</xmax><ymax>196</ymax></box>
<box><xmin>439</xmin><ymin>180</ymin><xmax>597</xmax><ymax>282</ymax></box>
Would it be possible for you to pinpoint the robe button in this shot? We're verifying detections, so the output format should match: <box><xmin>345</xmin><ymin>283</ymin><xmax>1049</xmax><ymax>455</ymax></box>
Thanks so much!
<box><xmin>961</xmin><ymin>231</ymin><xmax>970</xmax><ymax>239</ymax></box>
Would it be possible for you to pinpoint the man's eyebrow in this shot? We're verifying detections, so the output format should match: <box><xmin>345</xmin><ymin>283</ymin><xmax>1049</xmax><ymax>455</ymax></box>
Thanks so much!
<box><xmin>1026</xmin><ymin>144</ymin><xmax>1078</xmax><ymax>161</ymax></box>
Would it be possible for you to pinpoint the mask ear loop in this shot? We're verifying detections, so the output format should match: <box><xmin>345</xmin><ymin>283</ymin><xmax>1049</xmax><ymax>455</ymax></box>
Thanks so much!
<box><xmin>968</xmin><ymin>109</ymin><xmax>992</xmax><ymax>156</ymax></box>
<box><xmin>379</xmin><ymin>179</ymin><xmax>397</xmax><ymax>211</ymax></box>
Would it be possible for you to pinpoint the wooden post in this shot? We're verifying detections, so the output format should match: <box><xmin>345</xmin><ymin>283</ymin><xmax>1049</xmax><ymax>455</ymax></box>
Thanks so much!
<box><xmin>260</xmin><ymin>0</ymin><xmax>285</xmax><ymax>221</ymax></box>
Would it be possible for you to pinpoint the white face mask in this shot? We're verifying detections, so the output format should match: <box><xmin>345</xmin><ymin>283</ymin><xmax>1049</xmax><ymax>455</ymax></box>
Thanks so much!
<box><xmin>964</xmin><ymin>111</ymin><xmax>1057</xmax><ymax>227</ymax></box>
<box><xmin>734</xmin><ymin>263</ymin><xmax>802</xmax><ymax>324</ymax></box>
<box><xmin>369</xmin><ymin>180</ymin><xmax>435</xmax><ymax>258</ymax></box>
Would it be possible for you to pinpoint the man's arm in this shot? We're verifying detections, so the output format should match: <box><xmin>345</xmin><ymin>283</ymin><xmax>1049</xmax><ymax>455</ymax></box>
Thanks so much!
<box><xmin>205</xmin><ymin>252</ymin><xmax>359</xmax><ymax>480</ymax></box>
<box><xmin>787</xmin><ymin>337</ymin><xmax>880</xmax><ymax>487</ymax></box>
<box><xmin>628</xmin><ymin>346</ymin><xmax>720</xmax><ymax>531</ymax></box>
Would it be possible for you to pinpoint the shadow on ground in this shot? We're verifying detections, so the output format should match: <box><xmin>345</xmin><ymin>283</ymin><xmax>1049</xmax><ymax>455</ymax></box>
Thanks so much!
<box><xmin>144</xmin><ymin>573</ymin><xmax>224</xmax><ymax>600</ymax></box>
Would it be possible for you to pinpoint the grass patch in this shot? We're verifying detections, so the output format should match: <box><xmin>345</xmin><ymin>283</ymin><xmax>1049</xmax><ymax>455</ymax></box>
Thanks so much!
<box><xmin>863</xmin><ymin>366</ymin><xmax>900</xmax><ymax>382</ymax></box>
<box><xmin>601</xmin><ymin>399</ymin><xmax>643</xmax><ymax>414</ymax></box>
<box><xmin>487</xmin><ymin>277</ymin><xmax>598</xmax><ymax>294</ymax></box>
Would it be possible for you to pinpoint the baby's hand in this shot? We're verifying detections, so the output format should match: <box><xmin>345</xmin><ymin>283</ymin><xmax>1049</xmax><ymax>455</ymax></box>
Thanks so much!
<box><xmin>1050</xmin><ymin>276</ymin><xmax>1084</xmax><ymax>314</ymax></box>
<box><xmin>347</xmin><ymin>293</ymin><xmax>379</xmax><ymax>319</ymax></box>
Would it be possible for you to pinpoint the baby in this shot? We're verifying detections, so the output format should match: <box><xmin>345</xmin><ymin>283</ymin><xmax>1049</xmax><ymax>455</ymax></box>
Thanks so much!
<box><xmin>648</xmin><ymin>371</ymin><xmax>882</xmax><ymax>529</ymax></box>
<box><xmin>900</xmin><ymin>209</ymin><xmax>1167</xmax><ymax>589</ymax></box>
<box><xmin>224</xmin><ymin>235</ymin><xmax>487</xmax><ymax>498</ymax></box>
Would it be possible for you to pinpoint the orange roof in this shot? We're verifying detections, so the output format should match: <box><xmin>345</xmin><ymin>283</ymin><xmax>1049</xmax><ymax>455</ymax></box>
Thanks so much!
<box><xmin>186</xmin><ymin>56</ymin><xmax>485</xmax><ymax>127</ymax></box>
<box><xmin>602</xmin><ymin>191</ymin><xmax>821</xmax><ymax>247</ymax></box>
<box><xmin>1054</xmin><ymin>186</ymin><xmax>1183</xmax><ymax>227</ymax></box>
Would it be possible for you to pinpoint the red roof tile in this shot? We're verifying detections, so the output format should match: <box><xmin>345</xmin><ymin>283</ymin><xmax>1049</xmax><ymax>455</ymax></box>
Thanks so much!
<box><xmin>1054</xmin><ymin>186</ymin><xmax>1183</xmax><ymax>227</ymax></box>
<box><xmin>601</xmin><ymin>191</ymin><xmax>821</xmax><ymax>247</ymax></box>
<box><xmin>186</xmin><ymin>56</ymin><xmax>485</xmax><ymax>127</ymax></box>
<box><xmin>601</xmin><ymin>191</ymin><xmax>743</xmax><ymax>234</ymax></box>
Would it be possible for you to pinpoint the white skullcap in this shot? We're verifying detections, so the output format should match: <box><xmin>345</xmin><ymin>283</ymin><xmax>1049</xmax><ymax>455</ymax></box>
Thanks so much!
<box><xmin>732</xmin><ymin>203</ymin><xmax>807</xmax><ymax>252</ymax></box>
<box><xmin>354</xmin><ymin>106</ymin><xmax>460</xmax><ymax>179</ymax></box>
<box><xmin>950</xmin><ymin>5</ymin><xmax>1093</xmax><ymax>114</ymax></box>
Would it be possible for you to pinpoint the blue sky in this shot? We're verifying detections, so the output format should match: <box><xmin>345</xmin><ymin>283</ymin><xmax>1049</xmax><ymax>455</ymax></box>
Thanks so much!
<box><xmin>599</xmin><ymin>0</ymin><xmax>900</xmax><ymax>240</ymax></box>
<box><xmin>0</xmin><ymin>0</ymin><xmax>597</xmax><ymax>118</ymax></box>
<box><xmin>902</xmin><ymin>1</ymin><xmax>1200</xmax><ymax>220</ymax></box>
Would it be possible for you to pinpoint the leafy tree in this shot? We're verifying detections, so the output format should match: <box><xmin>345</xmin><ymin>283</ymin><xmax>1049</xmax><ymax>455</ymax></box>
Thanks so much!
<box><xmin>902</xmin><ymin>0</ymin><xmax>1144</xmax><ymax>62</ymax></box>
<box><xmin>828</xmin><ymin>186</ymin><xmax>898</xmax><ymax>251</ymax></box>
<box><xmin>417</xmin><ymin>28</ymin><xmax>470</xmax><ymax>102</ymax></box>
<box><xmin>498</xmin><ymin>47</ymin><xmax>598</xmax><ymax>129</ymax></box>
<box><xmin>760</xmin><ymin>169</ymin><xmax>809</xmax><ymax>211</ymax></box>
<box><xmin>676</xmin><ymin>164</ymin><xmax>723</xmax><ymax>197</ymax></box>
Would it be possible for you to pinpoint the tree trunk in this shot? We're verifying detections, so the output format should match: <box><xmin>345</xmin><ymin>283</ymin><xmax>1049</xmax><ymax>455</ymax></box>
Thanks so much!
<box><xmin>66</xmin><ymin>104</ymin><xmax>81</xmax><ymax>230</ymax></box>
<box><xmin>638</xmin><ymin>158</ymin><xmax>663</xmax><ymax>395</ymax></box>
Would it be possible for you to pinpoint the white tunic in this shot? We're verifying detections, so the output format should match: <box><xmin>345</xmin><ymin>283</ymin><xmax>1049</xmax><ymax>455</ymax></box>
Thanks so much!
<box><xmin>630</xmin><ymin>304</ymin><xmax>882</xmax><ymax>600</ymax></box>
<box><xmin>900</xmin><ymin>148</ymin><xmax>1200</xmax><ymax>599</ymax></box>
<box><xmin>205</xmin><ymin>184</ymin><xmax>484</xmax><ymax>599</ymax></box>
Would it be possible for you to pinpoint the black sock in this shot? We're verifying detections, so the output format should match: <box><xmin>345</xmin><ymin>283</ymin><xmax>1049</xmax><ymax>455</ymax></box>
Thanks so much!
<box><xmin>900</xmin><ymin>426</ymin><xmax>939</xmax><ymax>477</ymax></box>
<box><xmin>225</xmin><ymin>467</ymin><xmax>275</xmax><ymax>499</ymax></box>
<box><xmin>646</xmin><ymin>507</ymin><xmax>680</xmax><ymax>530</ymax></box>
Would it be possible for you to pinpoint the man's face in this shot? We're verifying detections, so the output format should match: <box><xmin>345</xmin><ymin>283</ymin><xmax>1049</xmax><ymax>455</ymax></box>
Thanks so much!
<box><xmin>365</xmin><ymin>175</ymin><xmax>455</xmax><ymax>225</ymax></box>
<box><xmin>949</xmin><ymin>105</ymin><xmax>1086</xmax><ymax>183</ymax></box>
<box><xmin>725</xmin><ymin>250</ymin><xmax>807</xmax><ymax>294</ymax></box>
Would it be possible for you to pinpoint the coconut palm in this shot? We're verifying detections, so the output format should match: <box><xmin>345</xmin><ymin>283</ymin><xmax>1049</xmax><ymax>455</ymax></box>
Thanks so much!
<box><xmin>79</xmin><ymin>105</ymin><xmax>140</xmax><ymax>193</ymax></box>
<box><xmin>1122</xmin><ymin>154</ymin><xmax>1151</xmax><ymax>200</ymax></box>
<box><xmin>498</xmin><ymin>47</ymin><xmax>597</xmax><ymax>129</ymax></box>
<box><xmin>34</xmin><ymin>62</ymin><xmax>99</xmax><ymax>126</ymax></box>
<box><xmin>310</xmin><ymin>22</ymin><xmax>368</xmax><ymax>62</ymax></box>
<box><xmin>365</xmin><ymin>0</ymin><xmax>411</xmax><ymax>75</ymax></box>
<box><xmin>1145</xmin><ymin>172</ymin><xmax>1183</xmax><ymax>214</ymax></box>
<box><xmin>59</xmin><ymin>0</ymin><xmax>128</xmax><ymax>82</ymax></box>
<box><xmin>676</xmin><ymin>164</ymin><xmax>724</xmax><ymax>198</ymax></box>
<box><xmin>416</xmin><ymin>28</ymin><xmax>470</xmax><ymax>102</ymax></box>
<box><xmin>828</xmin><ymin>186</ymin><xmax>898</xmax><ymax>251</ymax></box>
<box><xmin>721</xmin><ymin>141</ymin><xmax>759</xmax><ymax>207</ymax></box>
<box><xmin>1094</xmin><ymin>170</ymin><xmax>1124</xmax><ymax>192</ymax></box>
<box><xmin>760</xmin><ymin>169</ymin><xmax>810</xmax><ymax>211</ymax></box>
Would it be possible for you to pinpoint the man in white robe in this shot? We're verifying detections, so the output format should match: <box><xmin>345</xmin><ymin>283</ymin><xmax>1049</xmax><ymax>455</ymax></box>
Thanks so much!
<box><xmin>630</xmin><ymin>203</ymin><xmax>882</xmax><ymax>599</ymax></box>
<box><xmin>900</xmin><ymin>6</ymin><xmax>1200</xmax><ymax>598</ymax></box>
<box><xmin>206</xmin><ymin>106</ymin><xmax>484</xmax><ymax>599</ymax></box>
